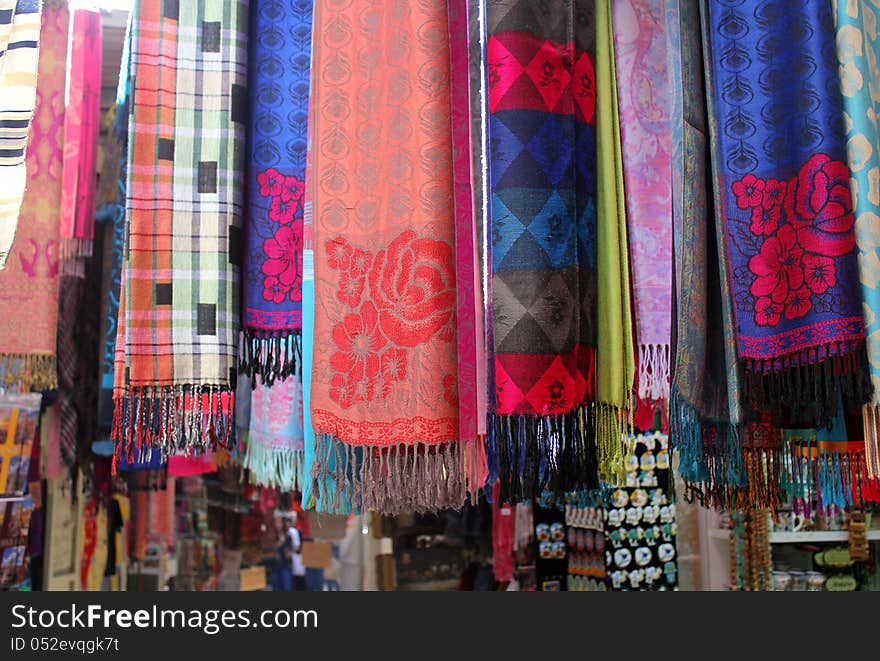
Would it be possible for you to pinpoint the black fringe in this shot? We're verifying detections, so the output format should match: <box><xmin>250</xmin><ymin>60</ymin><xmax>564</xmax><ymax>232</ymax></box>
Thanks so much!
<box><xmin>487</xmin><ymin>405</ymin><xmax>598</xmax><ymax>505</ymax></box>
<box><xmin>239</xmin><ymin>329</ymin><xmax>302</xmax><ymax>386</ymax></box>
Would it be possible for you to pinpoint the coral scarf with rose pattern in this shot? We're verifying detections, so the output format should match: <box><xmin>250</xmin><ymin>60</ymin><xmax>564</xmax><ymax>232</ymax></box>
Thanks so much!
<box><xmin>309</xmin><ymin>0</ymin><xmax>477</xmax><ymax>514</ymax></box>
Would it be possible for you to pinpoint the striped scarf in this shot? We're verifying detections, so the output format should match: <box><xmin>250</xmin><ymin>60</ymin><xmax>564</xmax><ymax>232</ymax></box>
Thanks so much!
<box><xmin>113</xmin><ymin>0</ymin><xmax>248</xmax><ymax>462</ymax></box>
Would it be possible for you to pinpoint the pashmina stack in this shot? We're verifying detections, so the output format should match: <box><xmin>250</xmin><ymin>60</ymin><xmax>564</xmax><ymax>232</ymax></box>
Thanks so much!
<box><xmin>59</xmin><ymin>8</ymin><xmax>102</xmax><ymax>274</ymax></box>
<box><xmin>834</xmin><ymin>1</ymin><xmax>880</xmax><ymax>480</ymax></box>
<box><xmin>0</xmin><ymin>0</ymin><xmax>41</xmax><ymax>271</ymax></box>
<box><xmin>113</xmin><ymin>0</ymin><xmax>248</xmax><ymax>462</ymax></box>
<box><xmin>0</xmin><ymin>3</ymin><xmax>64</xmax><ymax>391</ymax></box>
<box><xmin>309</xmin><ymin>0</ymin><xmax>477</xmax><ymax>514</ymax></box>
<box><xmin>241</xmin><ymin>0</ymin><xmax>310</xmax><ymax>384</ymax></box>
<box><xmin>612</xmin><ymin>0</ymin><xmax>673</xmax><ymax>403</ymax></box>
<box><xmin>485</xmin><ymin>0</ymin><xmax>600</xmax><ymax>502</ymax></box>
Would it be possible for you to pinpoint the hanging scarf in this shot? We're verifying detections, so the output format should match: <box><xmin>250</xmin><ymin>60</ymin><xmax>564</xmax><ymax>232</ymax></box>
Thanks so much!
<box><xmin>704</xmin><ymin>0</ymin><xmax>871</xmax><ymax>429</ymax></box>
<box><xmin>833</xmin><ymin>2</ymin><xmax>880</xmax><ymax>480</ymax></box>
<box><xmin>612</xmin><ymin>0</ymin><xmax>672</xmax><ymax>402</ymax></box>
<box><xmin>245</xmin><ymin>354</ymin><xmax>305</xmax><ymax>492</ymax></box>
<box><xmin>240</xmin><ymin>0</ymin><xmax>310</xmax><ymax>383</ymax></box>
<box><xmin>309</xmin><ymin>0</ymin><xmax>476</xmax><ymax>514</ymax></box>
<box><xmin>0</xmin><ymin>3</ymin><xmax>62</xmax><ymax>390</ymax></box>
<box><xmin>113</xmin><ymin>0</ymin><xmax>247</xmax><ymax>460</ymax></box>
<box><xmin>669</xmin><ymin>0</ymin><xmax>746</xmax><ymax>506</ymax></box>
<box><xmin>485</xmin><ymin>0</ymin><xmax>599</xmax><ymax>502</ymax></box>
<box><xmin>58</xmin><ymin>8</ymin><xmax>101</xmax><ymax>274</ymax></box>
<box><xmin>0</xmin><ymin>0</ymin><xmax>42</xmax><ymax>271</ymax></box>
<box><xmin>595</xmin><ymin>0</ymin><xmax>635</xmax><ymax>480</ymax></box>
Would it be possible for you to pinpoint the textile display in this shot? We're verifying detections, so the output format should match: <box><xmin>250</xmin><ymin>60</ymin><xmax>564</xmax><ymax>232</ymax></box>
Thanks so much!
<box><xmin>485</xmin><ymin>0</ymin><xmax>600</xmax><ymax>502</ymax></box>
<box><xmin>113</xmin><ymin>0</ymin><xmax>248</xmax><ymax>461</ymax></box>
<box><xmin>604</xmin><ymin>432</ymin><xmax>677</xmax><ymax>591</ymax></box>
<box><xmin>59</xmin><ymin>8</ymin><xmax>102</xmax><ymax>271</ymax></box>
<box><xmin>490</xmin><ymin>481</ymin><xmax>515</xmax><ymax>582</ymax></box>
<box><xmin>833</xmin><ymin>2</ymin><xmax>880</xmax><ymax>479</ymax></box>
<box><xmin>612</xmin><ymin>0</ymin><xmax>672</xmax><ymax>401</ymax></box>
<box><xmin>0</xmin><ymin>3</ymin><xmax>65</xmax><ymax>391</ymax></box>
<box><xmin>245</xmin><ymin>356</ymin><xmax>305</xmax><ymax>492</ymax></box>
<box><xmin>533</xmin><ymin>504</ymin><xmax>567</xmax><ymax>590</ymax></box>
<box><xmin>595</xmin><ymin>0</ymin><xmax>635</xmax><ymax>480</ymax></box>
<box><xmin>704</xmin><ymin>0</ymin><xmax>871</xmax><ymax>427</ymax></box>
<box><xmin>308</xmin><ymin>0</ymin><xmax>479</xmax><ymax>514</ymax></box>
<box><xmin>0</xmin><ymin>0</ymin><xmax>41</xmax><ymax>271</ymax></box>
<box><xmin>564</xmin><ymin>497</ymin><xmax>605</xmax><ymax>591</ymax></box>
<box><xmin>241</xmin><ymin>0</ymin><xmax>311</xmax><ymax>383</ymax></box>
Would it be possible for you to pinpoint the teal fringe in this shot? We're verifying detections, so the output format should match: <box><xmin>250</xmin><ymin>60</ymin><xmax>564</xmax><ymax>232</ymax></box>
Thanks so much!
<box><xmin>244</xmin><ymin>441</ymin><xmax>304</xmax><ymax>492</ymax></box>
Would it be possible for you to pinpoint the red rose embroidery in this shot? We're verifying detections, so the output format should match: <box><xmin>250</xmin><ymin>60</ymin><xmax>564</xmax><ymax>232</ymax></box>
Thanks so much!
<box><xmin>257</xmin><ymin>168</ymin><xmax>284</xmax><ymax>198</ymax></box>
<box><xmin>380</xmin><ymin>347</ymin><xmax>407</xmax><ymax>383</ymax></box>
<box><xmin>750</xmin><ymin>205</ymin><xmax>781</xmax><ymax>236</ymax></box>
<box><xmin>269</xmin><ymin>195</ymin><xmax>297</xmax><ymax>225</ymax></box>
<box><xmin>337</xmin><ymin>271</ymin><xmax>366</xmax><ymax>308</ymax></box>
<box><xmin>784</xmin><ymin>285</ymin><xmax>812</xmax><ymax>320</ymax></box>
<box><xmin>748</xmin><ymin>224</ymin><xmax>804</xmax><ymax>303</ymax></box>
<box><xmin>350</xmin><ymin>248</ymin><xmax>372</xmax><ymax>277</ymax></box>
<box><xmin>330</xmin><ymin>373</ymin><xmax>354</xmax><ymax>408</ymax></box>
<box><xmin>762</xmin><ymin>178</ymin><xmax>786</xmax><ymax>210</ymax></box>
<box><xmin>732</xmin><ymin>173</ymin><xmax>765</xmax><ymax>210</ymax></box>
<box><xmin>262</xmin><ymin>225</ymin><xmax>303</xmax><ymax>300</ymax></box>
<box><xmin>335</xmin><ymin>248</ymin><xmax>373</xmax><ymax>308</ymax></box>
<box><xmin>784</xmin><ymin>154</ymin><xmax>855</xmax><ymax>256</ymax></box>
<box><xmin>330</xmin><ymin>301</ymin><xmax>386</xmax><ymax>385</ymax></box>
<box><xmin>754</xmin><ymin>297</ymin><xmax>782</xmax><ymax>327</ymax></box>
<box><xmin>802</xmin><ymin>253</ymin><xmax>837</xmax><ymax>294</ymax></box>
<box><xmin>280</xmin><ymin>175</ymin><xmax>305</xmax><ymax>203</ymax></box>
<box><xmin>368</xmin><ymin>230</ymin><xmax>456</xmax><ymax>347</ymax></box>
<box><xmin>326</xmin><ymin>237</ymin><xmax>352</xmax><ymax>271</ymax></box>
<box><xmin>262</xmin><ymin>275</ymin><xmax>292</xmax><ymax>304</ymax></box>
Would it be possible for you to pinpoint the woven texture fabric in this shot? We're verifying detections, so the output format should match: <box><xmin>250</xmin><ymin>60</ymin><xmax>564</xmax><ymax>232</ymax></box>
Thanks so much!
<box><xmin>113</xmin><ymin>0</ymin><xmax>248</xmax><ymax>459</ymax></box>
<box><xmin>0</xmin><ymin>0</ymin><xmax>41</xmax><ymax>271</ymax></box>
<box><xmin>485</xmin><ymin>0</ymin><xmax>599</xmax><ymax>502</ymax></box>
<box><xmin>241</xmin><ymin>0</ymin><xmax>311</xmax><ymax>383</ymax></box>
<box><xmin>0</xmin><ymin>3</ymin><xmax>64</xmax><ymax>391</ymax></box>
<box><xmin>59</xmin><ymin>8</ymin><xmax>102</xmax><ymax>269</ymax></box>
<box><xmin>308</xmin><ymin>0</ymin><xmax>476</xmax><ymax>514</ymax></box>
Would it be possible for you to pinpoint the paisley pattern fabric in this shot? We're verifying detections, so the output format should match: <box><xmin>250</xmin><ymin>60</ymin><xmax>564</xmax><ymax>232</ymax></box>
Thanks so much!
<box><xmin>308</xmin><ymin>0</ymin><xmax>478</xmax><ymax>514</ymax></box>
<box><xmin>241</xmin><ymin>0</ymin><xmax>311</xmax><ymax>383</ymax></box>
<box><xmin>704</xmin><ymin>0</ymin><xmax>871</xmax><ymax>427</ymax></box>
<box><xmin>834</xmin><ymin>0</ymin><xmax>880</xmax><ymax>478</ymax></box>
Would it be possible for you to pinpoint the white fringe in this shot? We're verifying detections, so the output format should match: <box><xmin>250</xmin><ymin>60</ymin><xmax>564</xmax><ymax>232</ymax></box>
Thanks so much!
<box><xmin>637</xmin><ymin>343</ymin><xmax>670</xmax><ymax>401</ymax></box>
<box><xmin>244</xmin><ymin>441</ymin><xmax>304</xmax><ymax>492</ymax></box>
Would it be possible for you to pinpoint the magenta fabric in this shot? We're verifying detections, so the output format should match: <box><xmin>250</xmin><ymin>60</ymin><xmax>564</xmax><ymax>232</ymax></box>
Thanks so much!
<box><xmin>612</xmin><ymin>0</ymin><xmax>672</xmax><ymax>400</ymax></box>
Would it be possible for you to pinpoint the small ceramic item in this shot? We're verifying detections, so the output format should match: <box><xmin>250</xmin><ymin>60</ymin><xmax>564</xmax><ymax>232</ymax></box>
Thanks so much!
<box><xmin>635</xmin><ymin>547</ymin><xmax>652</xmax><ymax>567</ymax></box>
<box><xmin>806</xmin><ymin>571</ymin><xmax>825</xmax><ymax>591</ymax></box>
<box><xmin>550</xmin><ymin>522</ymin><xmax>565</xmax><ymax>541</ymax></box>
<box><xmin>612</xmin><ymin>489</ymin><xmax>629</xmax><ymax>508</ymax></box>
<box><xmin>772</xmin><ymin>571</ymin><xmax>792</xmax><ymax>592</ymax></box>
<box><xmin>630</xmin><ymin>489</ymin><xmax>648</xmax><ymax>508</ymax></box>
<box><xmin>789</xmin><ymin>570</ymin><xmax>806</xmax><ymax>591</ymax></box>
<box><xmin>658</xmin><ymin>543</ymin><xmax>675</xmax><ymax>562</ymax></box>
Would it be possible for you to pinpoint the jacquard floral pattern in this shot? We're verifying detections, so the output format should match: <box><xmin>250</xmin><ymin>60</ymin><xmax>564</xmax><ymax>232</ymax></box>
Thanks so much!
<box><xmin>735</xmin><ymin>153</ymin><xmax>857</xmax><ymax>328</ymax></box>
<box><xmin>262</xmin><ymin>225</ymin><xmax>303</xmax><ymax>302</ymax></box>
<box><xmin>326</xmin><ymin>230</ymin><xmax>456</xmax><ymax>405</ymax></box>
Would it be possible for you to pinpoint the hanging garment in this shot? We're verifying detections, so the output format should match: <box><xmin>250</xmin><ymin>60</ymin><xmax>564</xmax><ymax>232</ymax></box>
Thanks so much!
<box><xmin>0</xmin><ymin>3</ymin><xmax>63</xmax><ymax>390</ymax></box>
<box><xmin>612</xmin><ymin>0</ymin><xmax>673</xmax><ymax>402</ymax></box>
<box><xmin>58</xmin><ymin>8</ymin><xmax>102</xmax><ymax>273</ymax></box>
<box><xmin>113</xmin><ymin>0</ymin><xmax>248</xmax><ymax>460</ymax></box>
<box><xmin>241</xmin><ymin>0</ymin><xmax>311</xmax><ymax>383</ymax></box>
<box><xmin>485</xmin><ymin>0</ymin><xmax>600</xmax><ymax>502</ymax></box>
<box><xmin>309</xmin><ymin>0</ymin><xmax>479</xmax><ymax>514</ymax></box>
<box><xmin>669</xmin><ymin>0</ymin><xmax>746</xmax><ymax>506</ymax></box>
<box><xmin>833</xmin><ymin>1</ymin><xmax>880</xmax><ymax>480</ymax></box>
<box><xmin>0</xmin><ymin>0</ymin><xmax>42</xmax><ymax>271</ymax></box>
<box><xmin>595</xmin><ymin>0</ymin><xmax>635</xmax><ymax>480</ymax></box>
<box><xmin>704</xmin><ymin>0</ymin><xmax>871</xmax><ymax>428</ymax></box>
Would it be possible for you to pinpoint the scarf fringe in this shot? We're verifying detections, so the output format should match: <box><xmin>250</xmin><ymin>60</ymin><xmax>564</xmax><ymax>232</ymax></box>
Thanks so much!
<box><xmin>742</xmin><ymin>341</ymin><xmax>872</xmax><ymax>425</ymax></box>
<box><xmin>487</xmin><ymin>405</ymin><xmax>599</xmax><ymax>504</ymax></box>
<box><xmin>862</xmin><ymin>404</ymin><xmax>880</xmax><ymax>480</ymax></box>
<box><xmin>310</xmin><ymin>434</ymin><xmax>478</xmax><ymax>514</ymax></box>
<box><xmin>0</xmin><ymin>352</ymin><xmax>57</xmax><ymax>390</ymax></box>
<box><xmin>111</xmin><ymin>384</ymin><xmax>234</xmax><ymax>474</ymax></box>
<box><xmin>59</xmin><ymin>237</ymin><xmax>93</xmax><ymax>261</ymax></box>
<box><xmin>244</xmin><ymin>442</ymin><xmax>304</xmax><ymax>492</ymax></box>
<box><xmin>595</xmin><ymin>401</ymin><xmax>628</xmax><ymax>483</ymax></box>
<box><xmin>239</xmin><ymin>329</ymin><xmax>301</xmax><ymax>386</ymax></box>
<box><xmin>637</xmin><ymin>343</ymin><xmax>670</xmax><ymax>401</ymax></box>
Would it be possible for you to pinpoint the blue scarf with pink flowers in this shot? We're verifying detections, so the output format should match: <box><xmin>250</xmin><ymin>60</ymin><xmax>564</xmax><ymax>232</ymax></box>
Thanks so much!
<box><xmin>241</xmin><ymin>0</ymin><xmax>312</xmax><ymax>384</ymax></box>
<box><xmin>704</xmin><ymin>0</ymin><xmax>871</xmax><ymax>427</ymax></box>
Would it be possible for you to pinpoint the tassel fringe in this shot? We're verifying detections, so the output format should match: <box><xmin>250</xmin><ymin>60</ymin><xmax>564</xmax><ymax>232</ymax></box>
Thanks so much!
<box><xmin>310</xmin><ymin>435</ymin><xmax>482</xmax><ymax>514</ymax></box>
<box><xmin>244</xmin><ymin>442</ymin><xmax>304</xmax><ymax>492</ymax></box>
<box><xmin>742</xmin><ymin>341</ymin><xmax>872</xmax><ymax>425</ymax></box>
<box><xmin>111</xmin><ymin>384</ymin><xmax>234</xmax><ymax>474</ymax></box>
<box><xmin>0</xmin><ymin>352</ymin><xmax>57</xmax><ymax>390</ymax></box>
<box><xmin>862</xmin><ymin>404</ymin><xmax>880</xmax><ymax>480</ymax></box>
<box><xmin>637</xmin><ymin>343</ymin><xmax>670</xmax><ymax>401</ymax></box>
<box><xmin>59</xmin><ymin>237</ymin><xmax>93</xmax><ymax>260</ymax></box>
<box><xmin>595</xmin><ymin>401</ymin><xmax>628</xmax><ymax>483</ymax></box>
<box><xmin>239</xmin><ymin>329</ymin><xmax>301</xmax><ymax>386</ymax></box>
<box><xmin>487</xmin><ymin>405</ymin><xmax>599</xmax><ymax>504</ymax></box>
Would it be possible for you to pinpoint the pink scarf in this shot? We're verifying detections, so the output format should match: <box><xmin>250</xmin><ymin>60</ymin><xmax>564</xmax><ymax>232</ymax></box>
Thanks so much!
<box><xmin>612</xmin><ymin>0</ymin><xmax>673</xmax><ymax>401</ymax></box>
